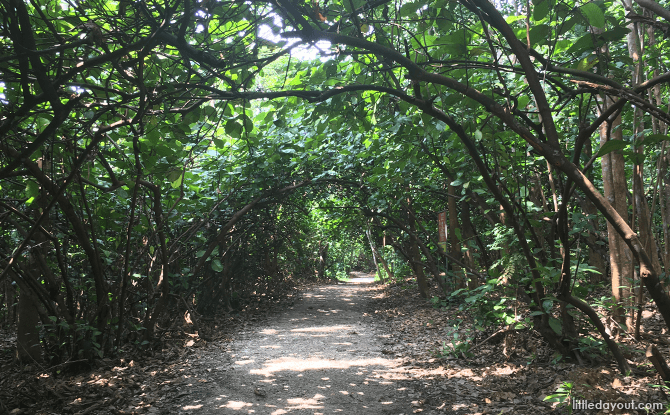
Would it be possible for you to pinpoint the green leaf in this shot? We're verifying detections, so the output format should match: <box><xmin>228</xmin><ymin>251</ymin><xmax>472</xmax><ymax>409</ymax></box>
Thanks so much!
<box><xmin>25</xmin><ymin>181</ymin><xmax>40</xmax><ymax>199</ymax></box>
<box><xmin>597</xmin><ymin>140</ymin><xmax>627</xmax><ymax>156</ymax></box>
<box><xmin>183</xmin><ymin>107</ymin><xmax>201</xmax><ymax>125</ymax></box>
<box><xmin>548</xmin><ymin>317</ymin><xmax>562</xmax><ymax>335</ymax></box>
<box><xmin>36</xmin><ymin>117</ymin><xmax>51</xmax><ymax>131</ymax></box>
<box><xmin>146</xmin><ymin>129</ymin><xmax>160</xmax><ymax>146</ymax></box>
<box><xmin>203</xmin><ymin>106</ymin><xmax>218</xmax><ymax>122</ymax></box>
<box><xmin>167</xmin><ymin>170</ymin><xmax>181</xmax><ymax>183</ymax></box>
<box><xmin>581</xmin><ymin>3</ymin><xmax>605</xmax><ymax>29</ymax></box>
<box><xmin>225</xmin><ymin>120</ymin><xmax>243</xmax><ymax>138</ymax></box>
<box><xmin>399</xmin><ymin>2</ymin><xmax>422</xmax><ymax>17</ymax></box>
<box><xmin>577</xmin><ymin>56</ymin><xmax>598</xmax><ymax>71</ymax></box>
<box><xmin>211</xmin><ymin>259</ymin><xmax>224</xmax><ymax>272</ymax></box>
<box><xmin>566</xmin><ymin>33</ymin><xmax>595</xmax><ymax>55</ymax></box>
<box><xmin>623</xmin><ymin>150</ymin><xmax>645</xmax><ymax>165</ymax></box>
<box><xmin>533</xmin><ymin>0</ymin><xmax>550</xmax><ymax>21</ymax></box>
<box><xmin>557</xmin><ymin>17</ymin><xmax>577</xmax><ymax>36</ymax></box>
<box><xmin>517</xmin><ymin>95</ymin><xmax>530</xmax><ymax>109</ymax></box>
<box><xmin>600</xmin><ymin>26</ymin><xmax>631</xmax><ymax>42</ymax></box>
<box><xmin>544</xmin><ymin>394</ymin><xmax>567</xmax><ymax>403</ymax></box>
<box><xmin>638</xmin><ymin>133</ymin><xmax>670</xmax><ymax>146</ymax></box>
<box><xmin>529</xmin><ymin>24</ymin><xmax>551</xmax><ymax>46</ymax></box>
<box><xmin>241</xmin><ymin>115</ymin><xmax>254</xmax><ymax>133</ymax></box>
<box><xmin>170</xmin><ymin>174</ymin><xmax>183</xmax><ymax>189</ymax></box>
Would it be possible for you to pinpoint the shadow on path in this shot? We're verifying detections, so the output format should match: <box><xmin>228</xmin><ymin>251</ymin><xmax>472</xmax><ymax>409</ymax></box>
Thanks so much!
<box><xmin>173</xmin><ymin>273</ymin><xmax>412</xmax><ymax>414</ymax></box>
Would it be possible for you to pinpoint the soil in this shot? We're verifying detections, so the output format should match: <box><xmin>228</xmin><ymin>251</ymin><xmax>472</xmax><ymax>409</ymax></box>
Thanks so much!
<box><xmin>2</xmin><ymin>273</ymin><xmax>669</xmax><ymax>415</ymax></box>
<box><xmin>169</xmin><ymin>272</ymin><xmax>411</xmax><ymax>414</ymax></box>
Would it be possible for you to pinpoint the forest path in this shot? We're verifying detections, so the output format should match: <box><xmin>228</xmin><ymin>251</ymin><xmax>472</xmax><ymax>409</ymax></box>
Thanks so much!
<box><xmin>171</xmin><ymin>273</ymin><xmax>415</xmax><ymax>414</ymax></box>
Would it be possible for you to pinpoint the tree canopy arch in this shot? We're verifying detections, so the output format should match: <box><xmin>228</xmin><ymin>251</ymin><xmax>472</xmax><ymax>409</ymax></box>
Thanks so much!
<box><xmin>4</xmin><ymin>0</ymin><xmax>670</xmax><ymax>375</ymax></box>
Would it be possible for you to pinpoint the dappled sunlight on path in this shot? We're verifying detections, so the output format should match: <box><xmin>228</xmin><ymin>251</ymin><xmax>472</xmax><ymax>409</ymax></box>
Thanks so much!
<box><xmin>173</xmin><ymin>273</ymin><xmax>411</xmax><ymax>414</ymax></box>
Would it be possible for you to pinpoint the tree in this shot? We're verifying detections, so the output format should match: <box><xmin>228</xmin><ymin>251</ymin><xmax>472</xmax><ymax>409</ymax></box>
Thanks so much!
<box><xmin>4</xmin><ymin>0</ymin><xmax>670</xmax><ymax>375</ymax></box>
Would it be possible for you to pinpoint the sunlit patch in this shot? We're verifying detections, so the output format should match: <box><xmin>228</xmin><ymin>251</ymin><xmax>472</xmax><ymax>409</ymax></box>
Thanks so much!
<box><xmin>250</xmin><ymin>357</ymin><xmax>397</xmax><ymax>376</ymax></box>
<box><xmin>489</xmin><ymin>365</ymin><xmax>519</xmax><ymax>376</ymax></box>
<box><xmin>451</xmin><ymin>368</ymin><xmax>476</xmax><ymax>378</ymax></box>
<box><xmin>339</xmin><ymin>390</ymin><xmax>349</xmax><ymax>395</ymax></box>
<box><xmin>283</xmin><ymin>394</ymin><xmax>325</xmax><ymax>409</ymax></box>
<box><xmin>260</xmin><ymin>329</ymin><xmax>278</xmax><ymax>335</ymax></box>
<box><xmin>182</xmin><ymin>404</ymin><xmax>203</xmax><ymax>410</ymax></box>
<box><xmin>291</xmin><ymin>325</ymin><xmax>352</xmax><ymax>333</ymax></box>
<box><xmin>220</xmin><ymin>401</ymin><xmax>253</xmax><ymax>409</ymax></box>
<box><xmin>235</xmin><ymin>359</ymin><xmax>255</xmax><ymax>365</ymax></box>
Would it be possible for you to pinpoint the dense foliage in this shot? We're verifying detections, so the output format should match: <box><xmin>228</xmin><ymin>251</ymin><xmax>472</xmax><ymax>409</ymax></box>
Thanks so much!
<box><xmin>3</xmin><ymin>0</ymin><xmax>670</xmax><ymax>376</ymax></box>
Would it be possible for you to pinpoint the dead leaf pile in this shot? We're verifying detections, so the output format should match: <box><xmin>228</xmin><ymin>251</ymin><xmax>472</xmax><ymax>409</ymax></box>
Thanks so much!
<box><xmin>367</xmin><ymin>278</ymin><xmax>669</xmax><ymax>415</ymax></box>
<box><xmin>0</xmin><ymin>282</ymin><xmax>303</xmax><ymax>414</ymax></box>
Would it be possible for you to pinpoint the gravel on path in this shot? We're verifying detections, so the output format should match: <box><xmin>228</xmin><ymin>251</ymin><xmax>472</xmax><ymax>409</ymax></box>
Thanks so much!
<box><xmin>172</xmin><ymin>273</ymin><xmax>414</xmax><ymax>414</ymax></box>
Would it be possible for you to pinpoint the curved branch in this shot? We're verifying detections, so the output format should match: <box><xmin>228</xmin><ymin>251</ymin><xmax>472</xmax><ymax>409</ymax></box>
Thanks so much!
<box><xmin>634</xmin><ymin>0</ymin><xmax>670</xmax><ymax>22</ymax></box>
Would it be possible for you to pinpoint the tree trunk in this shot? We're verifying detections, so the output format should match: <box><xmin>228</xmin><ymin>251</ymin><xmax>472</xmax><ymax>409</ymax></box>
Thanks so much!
<box><xmin>662</xmin><ymin>156</ymin><xmax>670</xmax><ymax>272</ymax></box>
<box><xmin>460</xmin><ymin>201</ymin><xmax>479</xmax><ymax>289</ymax></box>
<box><xmin>366</xmin><ymin>228</ymin><xmax>383</xmax><ymax>283</ymax></box>
<box><xmin>599</xmin><ymin>96</ymin><xmax>635</xmax><ymax>331</ymax></box>
<box><xmin>407</xmin><ymin>201</ymin><xmax>429</xmax><ymax>298</ymax></box>
<box><xmin>16</xmin><ymin>285</ymin><xmax>42</xmax><ymax>364</ymax></box>
<box><xmin>366</xmin><ymin>226</ymin><xmax>392</xmax><ymax>283</ymax></box>
<box><xmin>317</xmin><ymin>241</ymin><xmax>329</xmax><ymax>280</ymax></box>
<box><xmin>625</xmin><ymin>8</ymin><xmax>661</xmax><ymax>337</ymax></box>
<box><xmin>448</xmin><ymin>185</ymin><xmax>464</xmax><ymax>288</ymax></box>
<box><xmin>580</xmin><ymin>138</ymin><xmax>607</xmax><ymax>281</ymax></box>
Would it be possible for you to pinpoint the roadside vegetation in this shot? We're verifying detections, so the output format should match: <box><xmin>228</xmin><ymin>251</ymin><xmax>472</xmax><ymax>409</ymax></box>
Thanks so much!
<box><xmin>3</xmin><ymin>0</ymin><xmax>670</xmax><ymax>412</ymax></box>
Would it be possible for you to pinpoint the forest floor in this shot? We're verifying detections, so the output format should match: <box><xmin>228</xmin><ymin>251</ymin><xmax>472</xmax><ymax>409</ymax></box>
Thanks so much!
<box><xmin>2</xmin><ymin>273</ymin><xmax>670</xmax><ymax>414</ymax></box>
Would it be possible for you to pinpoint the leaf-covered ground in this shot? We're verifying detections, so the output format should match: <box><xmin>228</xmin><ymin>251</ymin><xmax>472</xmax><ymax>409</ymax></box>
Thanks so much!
<box><xmin>368</xmin><ymin>278</ymin><xmax>669</xmax><ymax>415</ymax></box>
<box><xmin>2</xmin><ymin>275</ymin><xmax>669</xmax><ymax>415</ymax></box>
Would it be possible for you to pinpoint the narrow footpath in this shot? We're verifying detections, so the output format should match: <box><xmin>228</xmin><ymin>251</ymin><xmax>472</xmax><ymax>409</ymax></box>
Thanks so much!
<box><xmin>172</xmin><ymin>273</ymin><xmax>414</xmax><ymax>414</ymax></box>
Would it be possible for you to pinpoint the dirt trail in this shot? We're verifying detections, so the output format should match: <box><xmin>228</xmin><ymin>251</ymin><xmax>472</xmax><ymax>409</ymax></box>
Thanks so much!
<box><xmin>171</xmin><ymin>273</ymin><xmax>414</xmax><ymax>414</ymax></box>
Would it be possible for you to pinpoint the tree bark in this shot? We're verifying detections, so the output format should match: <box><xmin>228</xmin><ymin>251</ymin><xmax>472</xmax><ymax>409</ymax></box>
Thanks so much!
<box><xmin>580</xmin><ymin>138</ymin><xmax>607</xmax><ymax>281</ymax></box>
<box><xmin>16</xmin><ymin>284</ymin><xmax>42</xmax><ymax>363</ymax></box>
<box><xmin>366</xmin><ymin>228</ymin><xmax>382</xmax><ymax>283</ymax></box>
<box><xmin>599</xmin><ymin>99</ymin><xmax>635</xmax><ymax>330</ymax></box>
<box><xmin>460</xmin><ymin>201</ymin><xmax>479</xmax><ymax>289</ymax></box>
<box><xmin>407</xmin><ymin>201</ymin><xmax>429</xmax><ymax>298</ymax></box>
<box><xmin>448</xmin><ymin>185</ymin><xmax>464</xmax><ymax>289</ymax></box>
